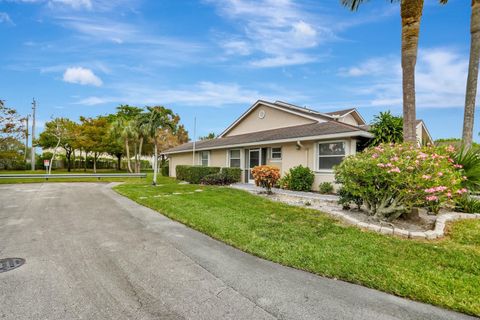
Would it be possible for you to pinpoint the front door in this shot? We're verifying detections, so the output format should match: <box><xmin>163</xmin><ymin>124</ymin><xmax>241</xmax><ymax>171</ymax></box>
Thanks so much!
<box><xmin>248</xmin><ymin>149</ymin><xmax>261</xmax><ymax>183</ymax></box>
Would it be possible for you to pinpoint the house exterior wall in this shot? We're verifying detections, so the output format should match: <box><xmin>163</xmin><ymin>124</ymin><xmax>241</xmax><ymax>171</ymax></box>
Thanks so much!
<box><xmin>167</xmin><ymin>138</ymin><xmax>358</xmax><ymax>190</ymax></box>
<box><xmin>338</xmin><ymin>114</ymin><xmax>358</xmax><ymax>126</ymax></box>
<box><xmin>169</xmin><ymin>152</ymin><xmax>193</xmax><ymax>177</ymax></box>
<box><xmin>224</xmin><ymin>104</ymin><xmax>317</xmax><ymax>137</ymax></box>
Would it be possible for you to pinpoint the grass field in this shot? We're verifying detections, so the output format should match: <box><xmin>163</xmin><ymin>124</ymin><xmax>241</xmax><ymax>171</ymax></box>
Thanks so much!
<box><xmin>114</xmin><ymin>175</ymin><xmax>480</xmax><ymax>316</ymax></box>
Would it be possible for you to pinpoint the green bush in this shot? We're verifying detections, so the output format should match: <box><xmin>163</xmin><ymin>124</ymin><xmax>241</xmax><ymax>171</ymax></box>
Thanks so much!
<box><xmin>453</xmin><ymin>147</ymin><xmax>480</xmax><ymax>192</ymax></box>
<box><xmin>176</xmin><ymin>165</ymin><xmax>221</xmax><ymax>184</ymax></box>
<box><xmin>337</xmin><ymin>187</ymin><xmax>363</xmax><ymax>210</ymax></box>
<box><xmin>318</xmin><ymin>182</ymin><xmax>334</xmax><ymax>194</ymax></box>
<box><xmin>281</xmin><ymin>165</ymin><xmax>314</xmax><ymax>191</ymax></box>
<box><xmin>335</xmin><ymin>143</ymin><xmax>465</xmax><ymax>221</ymax></box>
<box><xmin>200</xmin><ymin>168</ymin><xmax>242</xmax><ymax>185</ymax></box>
<box><xmin>455</xmin><ymin>195</ymin><xmax>480</xmax><ymax>213</ymax></box>
<box><xmin>221</xmin><ymin>167</ymin><xmax>242</xmax><ymax>183</ymax></box>
<box><xmin>161</xmin><ymin>164</ymin><xmax>169</xmax><ymax>176</ymax></box>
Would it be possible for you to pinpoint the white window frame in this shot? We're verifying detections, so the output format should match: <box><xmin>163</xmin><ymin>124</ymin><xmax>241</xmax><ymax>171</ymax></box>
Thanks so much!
<box><xmin>270</xmin><ymin>147</ymin><xmax>282</xmax><ymax>162</ymax></box>
<box><xmin>228</xmin><ymin>149</ymin><xmax>242</xmax><ymax>168</ymax></box>
<box><xmin>199</xmin><ymin>151</ymin><xmax>210</xmax><ymax>167</ymax></box>
<box><xmin>315</xmin><ymin>140</ymin><xmax>348</xmax><ymax>173</ymax></box>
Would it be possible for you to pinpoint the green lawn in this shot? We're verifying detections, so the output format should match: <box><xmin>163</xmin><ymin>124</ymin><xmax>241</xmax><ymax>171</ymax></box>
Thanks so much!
<box><xmin>0</xmin><ymin>169</ymin><xmax>147</xmax><ymax>184</ymax></box>
<box><xmin>114</xmin><ymin>175</ymin><xmax>480</xmax><ymax>316</ymax></box>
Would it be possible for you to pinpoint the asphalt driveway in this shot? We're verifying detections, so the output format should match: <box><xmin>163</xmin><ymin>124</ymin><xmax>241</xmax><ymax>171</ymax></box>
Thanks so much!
<box><xmin>0</xmin><ymin>183</ymin><xmax>475</xmax><ymax>320</ymax></box>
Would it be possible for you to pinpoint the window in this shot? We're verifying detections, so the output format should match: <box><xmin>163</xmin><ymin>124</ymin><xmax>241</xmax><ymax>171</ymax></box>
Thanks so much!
<box><xmin>318</xmin><ymin>142</ymin><xmax>345</xmax><ymax>170</ymax></box>
<box><xmin>199</xmin><ymin>151</ymin><xmax>209</xmax><ymax>166</ymax></box>
<box><xmin>271</xmin><ymin>147</ymin><xmax>282</xmax><ymax>160</ymax></box>
<box><xmin>229</xmin><ymin>149</ymin><xmax>241</xmax><ymax>168</ymax></box>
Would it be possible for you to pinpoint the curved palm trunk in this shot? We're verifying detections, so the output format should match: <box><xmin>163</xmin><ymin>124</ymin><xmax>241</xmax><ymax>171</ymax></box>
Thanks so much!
<box><xmin>125</xmin><ymin>138</ymin><xmax>133</xmax><ymax>173</ymax></box>
<box><xmin>401</xmin><ymin>0</ymin><xmax>424</xmax><ymax>144</ymax></box>
<box><xmin>463</xmin><ymin>0</ymin><xmax>480</xmax><ymax>149</ymax></box>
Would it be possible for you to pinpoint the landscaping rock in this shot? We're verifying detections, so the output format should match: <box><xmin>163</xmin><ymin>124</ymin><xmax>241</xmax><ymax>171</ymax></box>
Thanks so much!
<box><xmin>409</xmin><ymin>232</ymin><xmax>427</xmax><ymax>240</ymax></box>
<box><xmin>393</xmin><ymin>228</ymin><xmax>410</xmax><ymax>238</ymax></box>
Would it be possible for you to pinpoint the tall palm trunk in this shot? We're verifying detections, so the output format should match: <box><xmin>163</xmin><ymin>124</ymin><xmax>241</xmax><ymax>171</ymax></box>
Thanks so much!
<box><xmin>463</xmin><ymin>0</ymin><xmax>480</xmax><ymax>149</ymax></box>
<box><xmin>125</xmin><ymin>138</ymin><xmax>133</xmax><ymax>173</ymax></box>
<box><xmin>152</xmin><ymin>144</ymin><xmax>158</xmax><ymax>186</ymax></box>
<box><xmin>401</xmin><ymin>0</ymin><xmax>424</xmax><ymax>144</ymax></box>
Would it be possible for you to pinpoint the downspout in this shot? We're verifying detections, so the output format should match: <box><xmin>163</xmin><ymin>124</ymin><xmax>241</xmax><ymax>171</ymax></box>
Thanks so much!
<box><xmin>296</xmin><ymin>141</ymin><xmax>310</xmax><ymax>168</ymax></box>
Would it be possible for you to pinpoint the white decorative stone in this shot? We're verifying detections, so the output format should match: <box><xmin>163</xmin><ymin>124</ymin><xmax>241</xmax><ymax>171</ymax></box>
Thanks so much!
<box><xmin>409</xmin><ymin>231</ymin><xmax>427</xmax><ymax>239</ymax></box>
<box><xmin>357</xmin><ymin>222</ymin><xmax>369</xmax><ymax>229</ymax></box>
<box><xmin>425</xmin><ymin>230</ymin><xmax>438</xmax><ymax>240</ymax></box>
<box><xmin>367</xmin><ymin>224</ymin><xmax>381</xmax><ymax>232</ymax></box>
<box><xmin>393</xmin><ymin>228</ymin><xmax>409</xmax><ymax>238</ymax></box>
<box><xmin>379</xmin><ymin>227</ymin><xmax>394</xmax><ymax>235</ymax></box>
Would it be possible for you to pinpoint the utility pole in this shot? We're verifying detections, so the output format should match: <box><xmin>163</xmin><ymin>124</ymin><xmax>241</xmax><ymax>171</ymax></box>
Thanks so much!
<box><xmin>31</xmin><ymin>98</ymin><xmax>36</xmax><ymax>171</ymax></box>
<box><xmin>24</xmin><ymin>115</ymin><xmax>29</xmax><ymax>162</ymax></box>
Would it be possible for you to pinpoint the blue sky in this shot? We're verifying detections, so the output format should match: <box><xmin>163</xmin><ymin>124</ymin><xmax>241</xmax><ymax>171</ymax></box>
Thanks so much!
<box><xmin>0</xmin><ymin>0</ymin><xmax>478</xmax><ymax>142</ymax></box>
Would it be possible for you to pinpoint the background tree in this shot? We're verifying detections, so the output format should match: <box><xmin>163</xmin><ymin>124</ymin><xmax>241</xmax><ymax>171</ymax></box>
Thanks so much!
<box><xmin>369</xmin><ymin>111</ymin><xmax>404</xmax><ymax>146</ymax></box>
<box><xmin>199</xmin><ymin>132</ymin><xmax>216</xmax><ymax>140</ymax></box>
<box><xmin>110</xmin><ymin>105</ymin><xmax>142</xmax><ymax>173</ymax></box>
<box><xmin>0</xmin><ymin>100</ymin><xmax>26</xmax><ymax>170</ymax></box>
<box><xmin>143</xmin><ymin>106</ymin><xmax>179</xmax><ymax>185</ymax></box>
<box><xmin>36</xmin><ymin>118</ymin><xmax>78</xmax><ymax>172</ymax></box>
<box><xmin>79</xmin><ymin>116</ymin><xmax>110</xmax><ymax>173</ymax></box>
<box><xmin>342</xmin><ymin>0</ymin><xmax>446</xmax><ymax>144</ymax></box>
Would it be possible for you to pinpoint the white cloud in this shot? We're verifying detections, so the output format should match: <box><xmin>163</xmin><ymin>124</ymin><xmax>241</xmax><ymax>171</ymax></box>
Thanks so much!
<box><xmin>206</xmin><ymin>0</ymin><xmax>331</xmax><ymax>67</ymax></box>
<box><xmin>0</xmin><ymin>12</ymin><xmax>14</xmax><ymax>25</ymax></box>
<box><xmin>48</xmin><ymin>0</ymin><xmax>92</xmax><ymax>9</ymax></box>
<box><xmin>63</xmin><ymin>67</ymin><xmax>103</xmax><ymax>86</ymax></box>
<box><xmin>339</xmin><ymin>48</ymin><xmax>473</xmax><ymax>109</ymax></box>
<box><xmin>75</xmin><ymin>81</ymin><xmax>307</xmax><ymax>107</ymax></box>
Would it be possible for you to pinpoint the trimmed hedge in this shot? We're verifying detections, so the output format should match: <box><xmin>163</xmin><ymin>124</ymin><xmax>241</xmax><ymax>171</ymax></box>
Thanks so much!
<box><xmin>176</xmin><ymin>165</ymin><xmax>221</xmax><ymax>184</ymax></box>
<box><xmin>200</xmin><ymin>167</ymin><xmax>242</xmax><ymax>185</ymax></box>
<box><xmin>176</xmin><ymin>165</ymin><xmax>242</xmax><ymax>184</ymax></box>
<box><xmin>221</xmin><ymin>167</ymin><xmax>242</xmax><ymax>183</ymax></box>
<box><xmin>161</xmin><ymin>164</ymin><xmax>169</xmax><ymax>177</ymax></box>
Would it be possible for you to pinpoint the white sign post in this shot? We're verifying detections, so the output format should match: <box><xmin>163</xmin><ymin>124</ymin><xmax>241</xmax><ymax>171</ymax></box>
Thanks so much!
<box><xmin>44</xmin><ymin>159</ymin><xmax>50</xmax><ymax>174</ymax></box>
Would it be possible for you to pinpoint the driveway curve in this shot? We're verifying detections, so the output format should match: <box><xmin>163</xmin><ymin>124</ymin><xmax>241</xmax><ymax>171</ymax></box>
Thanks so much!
<box><xmin>0</xmin><ymin>183</ymin><xmax>475</xmax><ymax>320</ymax></box>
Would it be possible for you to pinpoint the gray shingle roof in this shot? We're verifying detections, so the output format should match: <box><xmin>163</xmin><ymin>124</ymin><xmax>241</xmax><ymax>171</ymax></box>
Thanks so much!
<box><xmin>324</xmin><ymin>108</ymin><xmax>356</xmax><ymax>116</ymax></box>
<box><xmin>163</xmin><ymin>121</ymin><xmax>370</xmax><ymax>154</ymax></box>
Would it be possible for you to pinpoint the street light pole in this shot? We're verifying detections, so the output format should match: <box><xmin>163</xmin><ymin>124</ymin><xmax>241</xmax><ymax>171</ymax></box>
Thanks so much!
<box><xmin>24</xmin><ymin>115</ymin><xmax>29</xmax><ymax>162</ymax></box>
<box><xmin>31</xmin><ymin>98</ymin><xmax>36</xmax><ymax>171</ymax></box>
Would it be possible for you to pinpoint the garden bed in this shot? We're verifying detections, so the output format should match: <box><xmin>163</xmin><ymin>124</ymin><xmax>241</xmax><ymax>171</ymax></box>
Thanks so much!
<box><xmin>232</xmin><ymin>184</ymin><xmax>480</xmax><ymax>240</ymax></box>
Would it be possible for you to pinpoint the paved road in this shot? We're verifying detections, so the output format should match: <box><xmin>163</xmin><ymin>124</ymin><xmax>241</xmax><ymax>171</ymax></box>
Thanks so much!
<box><xmin>0</xmin><ymin>183</ymin><xmax>476</xmax><ymax>320</ymax></box>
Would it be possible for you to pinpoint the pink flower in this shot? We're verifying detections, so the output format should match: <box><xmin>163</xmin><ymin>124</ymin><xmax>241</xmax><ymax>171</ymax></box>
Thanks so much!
<box><xmin>446</xmin><ymin>145</ymin><xmax>455</xmax><ymax>152</ymax></box>
<box><xmin>446</xmin><ymin>192</ymin><xmax>452</xmax><ymax>198</ymax></box>
<box><xmin>457</xmin><ymin>188</ymin><xmax>468</xmax><ymax>195</ymax></box>
<box><xmin>417</xmin><ymin>152</ymin><xmax>428</xmax><ymax>160</ymax></box>
<box><xmin>422</xmin><ymin>175</ymin><xmax>431</xmax><ymax>180</ymax></box>
<box><xmin>453</xmin><ymin>164</ymin><xmax>463</xmax><ymax>169</ymax></box>
<box><xmin>425</xmin><ymin>188</ymin><xmax>436</xmax><ymax>193</ymax></box>
<box><xmin>372</xmin><ymin>153</ymin><xmax>379</xmax><ymax>159</ymax></box>
<box><xmin>388</xmin><ymin>167</ymin><xmax>401</xmax><ymax>173</ymax></box>
<box><xmin>438</xmin><ymin>172</ymin><xmax>443</xmax><ymax>177</ymax></box>
<box><xmin>377</xmin><ymin>163</ymin><xmax>386</xmax><ymax>168</ymax></box>
<box><xmin>435</xmin><ymin>186</ymin><xmax>448</xmax><ymax>192</ymax></box>
<box><xmin>426</xmin><ymin>195</ymin><xmax>438</xmax><ymax>202</ymax></box>
<box><xmin>390</xmin><ymin>156</ymin><xmax>399</xmax><ymax>162</ymax></box>
<box><xmin>463</xmin><ymin>176</ymin><xmax>468</xmax><ymax>180</ymax></box>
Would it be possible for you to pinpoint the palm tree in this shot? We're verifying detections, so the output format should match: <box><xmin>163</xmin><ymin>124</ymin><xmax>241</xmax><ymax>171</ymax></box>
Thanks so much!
<box><xmin>144</xmin><ymin>106</ymin><xmax>177</xmax><ymax>185</ymax></box>
<box><xmin>462</xmin><ymin>0</ymin><xmax>480</xmax><ymax>149</ymax></box>
<box><xmin>341</xmin><ymin>0</ymin><xmax>446</xmax><ymax>143</ymax></box>
<box><xmin>110</xmin><ymin>116</ymin><xmax>135</xmax><ymax>173</ymax></box>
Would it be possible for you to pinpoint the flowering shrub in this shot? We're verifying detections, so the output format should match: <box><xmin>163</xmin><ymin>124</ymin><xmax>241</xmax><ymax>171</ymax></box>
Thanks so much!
<box><xmin>334</xmin><ymin>143</ymin><xmax>465</xmax><ymax>220</ymax></box>
<box><xmin>251</xmin><ymin>165</ymin><xmax>281</xmax><ymax>194</ymax></box>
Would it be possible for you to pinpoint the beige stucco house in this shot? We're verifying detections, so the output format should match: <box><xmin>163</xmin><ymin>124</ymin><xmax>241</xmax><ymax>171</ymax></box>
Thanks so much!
<box><xmin>163</xmin><ymin>100</ymin><xmax>433</xmax><ymax>190</ymax></box>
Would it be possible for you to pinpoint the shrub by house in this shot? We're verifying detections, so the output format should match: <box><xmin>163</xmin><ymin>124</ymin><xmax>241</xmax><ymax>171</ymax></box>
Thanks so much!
<box><xmin>335</xmin><ymin>143</ymin><xmax>466</xmax><ymax>220</ymax></box>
